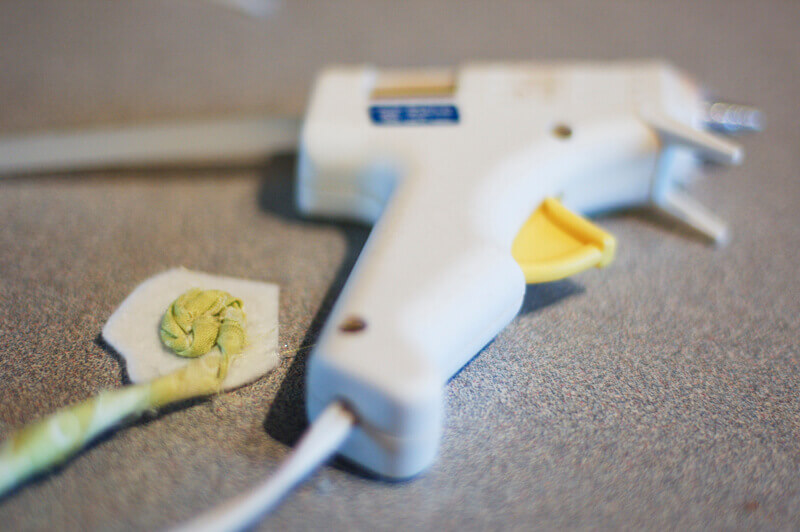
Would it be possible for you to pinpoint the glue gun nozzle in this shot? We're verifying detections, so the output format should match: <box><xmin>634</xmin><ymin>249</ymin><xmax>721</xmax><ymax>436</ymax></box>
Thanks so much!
<box><xmin>703</xmin><ymin>101</ymin><xmax>764</xmax><ymax>135</ymax></box>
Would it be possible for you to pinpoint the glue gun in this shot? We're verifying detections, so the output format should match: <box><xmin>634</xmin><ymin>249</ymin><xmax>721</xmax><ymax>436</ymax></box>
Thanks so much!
<box><xmin>296</xmin><ymin>62</ymin><xmax>760</xmax><ymax>479</ymax></box>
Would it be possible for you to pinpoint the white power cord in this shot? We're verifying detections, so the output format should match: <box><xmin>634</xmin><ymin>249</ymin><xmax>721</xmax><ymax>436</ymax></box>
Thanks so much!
<box><xmin>172</xmin><ymin>402</ymin><xmax>355</xmax><ymax>532</ymax></box>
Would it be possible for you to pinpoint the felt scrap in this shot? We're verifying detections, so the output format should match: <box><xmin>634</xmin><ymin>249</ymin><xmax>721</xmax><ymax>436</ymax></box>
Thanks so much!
<box><xmin>102</xmin><ymin>268</ymin><xmax>279</xmax><ymax>391</ymax></box>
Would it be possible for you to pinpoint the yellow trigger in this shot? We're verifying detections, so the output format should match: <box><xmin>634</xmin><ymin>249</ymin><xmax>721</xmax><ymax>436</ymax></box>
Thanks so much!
<box><xmin>512</xmin><ymin>198</ymin><xmax>616</xmax><ymax>284</ymax></box>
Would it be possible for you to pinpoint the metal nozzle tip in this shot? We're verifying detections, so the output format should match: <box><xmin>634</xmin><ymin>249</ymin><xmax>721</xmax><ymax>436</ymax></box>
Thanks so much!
<box><xmin>703</xmin><ymin>102</ymin><xmax>764</xmax><ymax>134</ymax></box>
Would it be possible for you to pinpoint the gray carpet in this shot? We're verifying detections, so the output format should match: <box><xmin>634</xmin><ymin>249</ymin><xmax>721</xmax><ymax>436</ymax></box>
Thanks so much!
<box><xmin>1</xmin><ymin>1</ymin><xmax>798</xmax><ymax>530</ymax></box>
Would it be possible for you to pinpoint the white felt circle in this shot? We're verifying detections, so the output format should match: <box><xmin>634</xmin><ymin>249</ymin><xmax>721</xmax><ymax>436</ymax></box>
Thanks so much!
<box><xmin>102</xmin><ymin>268</ymin><xmax>279</xmax><ymax>391</ymax></box>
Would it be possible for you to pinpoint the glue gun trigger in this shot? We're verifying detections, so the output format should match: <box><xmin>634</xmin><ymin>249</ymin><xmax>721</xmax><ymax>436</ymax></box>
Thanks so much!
<box><xmin>511</xmin><ymin>198</ymin><xmax>617</xmax><ymax>284</ymax></box>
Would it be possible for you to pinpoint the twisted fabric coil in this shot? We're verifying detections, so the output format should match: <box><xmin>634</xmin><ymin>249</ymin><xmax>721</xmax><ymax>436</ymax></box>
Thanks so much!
<box><xmin>159</xmin><ymin>288</ymin><xmax>246</xmax><ymax>377</ymax></box>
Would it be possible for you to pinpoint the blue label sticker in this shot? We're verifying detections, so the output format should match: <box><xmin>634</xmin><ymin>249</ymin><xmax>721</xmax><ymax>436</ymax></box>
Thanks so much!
<box><xmin>369</xmin><ymin>104</ymin><xmax>459</xmax><ymax>125</ymax></box>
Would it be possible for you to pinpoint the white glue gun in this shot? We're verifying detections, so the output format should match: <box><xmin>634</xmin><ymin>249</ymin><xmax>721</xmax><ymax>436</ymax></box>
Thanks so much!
<box><xmin>296</xmin><ymin>61</ymin><xmax>759</xmax><ymax>478</ymax></box>
<box><xmin>175</xmin><ymin>62</ymin><xmax>763</xmax><ymax>529</ymax></box>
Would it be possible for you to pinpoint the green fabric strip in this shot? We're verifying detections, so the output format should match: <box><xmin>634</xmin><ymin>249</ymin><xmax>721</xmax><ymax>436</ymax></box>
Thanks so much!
<box><xmin>0</xmin><ymin>288</ymin><xmax>246</xmax><ymax>496</ymax></box>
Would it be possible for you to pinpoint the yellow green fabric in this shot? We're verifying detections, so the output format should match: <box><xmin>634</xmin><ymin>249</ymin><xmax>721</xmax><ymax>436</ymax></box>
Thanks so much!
<box><xmin>159</xmin><ymin>288</ymin><xmax>246</xmax><ymax>379</ymax></box>
<box><xmin>0</xmin><ymin>288</ymin><xmax>246</xmax><ymax>497</ymax></box>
